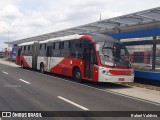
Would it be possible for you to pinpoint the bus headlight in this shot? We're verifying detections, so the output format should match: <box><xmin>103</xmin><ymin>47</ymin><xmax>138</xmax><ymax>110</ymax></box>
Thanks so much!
<box><xmin>102</xmin><ymin>70</ymin><xmax>108</xmax><ymax>75</ymax></box>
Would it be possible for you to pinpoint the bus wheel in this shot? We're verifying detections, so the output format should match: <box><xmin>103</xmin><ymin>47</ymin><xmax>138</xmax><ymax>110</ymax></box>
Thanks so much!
<box><xmin>73</xmin><ymin>68</ymin><xmax>82</xmax><ymax>83</ymax></box>
<box><xmin>40</xmin><ymin>63</ymin><xmax>45</xmax><ymax>73</ymax></box>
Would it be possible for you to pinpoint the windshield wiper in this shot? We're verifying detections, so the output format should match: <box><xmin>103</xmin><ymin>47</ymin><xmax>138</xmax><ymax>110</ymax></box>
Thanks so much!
<box><xmin>103</xmin><ymin>54</ymin><xmax>130</xmax><ymax>67</ymax></box>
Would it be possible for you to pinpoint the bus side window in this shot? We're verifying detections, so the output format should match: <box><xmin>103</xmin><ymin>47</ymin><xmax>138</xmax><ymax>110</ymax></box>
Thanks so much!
<box><xmin>44</xmin><ymin>44</ymin><xmax>46</xmax><ymax>50</ymax></box>
<box><xmin>40</xmin><ymin>44</ymin><xmax>42</xmax><ymax>50</ymax></box>
<box><xmin>61</xmin><ymin>41</ymin><xmax>69</xmax><ymax>57</ymax></box>
<box><xmin>27</xmin><ymin>46</ymin><xmax>29</xmax><ymax>55</ymax></box>
<box><xmin>64</xmin><ymin>42</ymin><xmax>69</xmax><ymax>49</ymax></box>
<box><xmin>69</xmin><ymin>40</ymin><xmax>83</xmax><ymax>58</ymax></box>
<box><xmin>21</xmin><ymin>46</ymin><xmax>24</xmax><ymax>55</ymax></box>
<box><xmin>28</xmin><ymin>46</ymin><xmax>30</xmax><ymax>55</ymax></box>
<box><xmin>61</xmin><ymin>42</ymin><xmax>64</xmax><ymax>49</ymax></box>
<box><xmin>53</xmin><ymin>43</ymin><xmax>55</xmax><ymax>49</ymax></box>
<box><xmin>39</xmin><ymin>44</ymin><xmax>46</xmax><ymax>56</ymax></box>
<box><xmin>28</xmin><ymin>45</ymin><xmax>32</xmax><ymax>55</ymax></box>
<box><xmin>53</xmin><ymin>42</ymin><xmax>60</xmax><ymax>57</ymax></box>
<box><xmin>69</xmin><ymin>41</ymin><xmax>75</xmax><ymax>48</ymax></box>
<box><xmin>24</xmin><ymin>46</ymin><xmax>26</xmax><ymax>51</ymax></box>
<box><xmin>28</xmin><ymin>46</ymin><xmax>30</xmax><ymax>51</ymax></box>
<box><xmin>55</xmin><ymin>42</ymin><xmax>59</xmax><ymax>49</ymax></box>
<box><xmin>24</xmin><ymin>46</ymin><xmax>27</xmax><ymax>55</ymax></box>
<box><xmin>39</xmin><ymin>44</ymin><xmax>43</xmax><ymax>56</ymax></box>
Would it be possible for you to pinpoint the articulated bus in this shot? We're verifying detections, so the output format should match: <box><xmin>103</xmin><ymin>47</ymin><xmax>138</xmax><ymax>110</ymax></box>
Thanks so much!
<box><xmin>15</xmin><ymin>34</ymin><xmax>134</xmax><ymax>82</ymax></box>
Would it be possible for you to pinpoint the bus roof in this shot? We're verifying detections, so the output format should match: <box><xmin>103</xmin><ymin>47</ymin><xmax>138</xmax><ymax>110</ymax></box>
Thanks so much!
<box><xmin>39</xmin><ymin>34</ymin><xmax>83</xmax><ymax>44</ymax></box>
<box><xmin>18</xmin><ymin>41</ymin><xmax>37</xmax><ymax>46</ymax></box>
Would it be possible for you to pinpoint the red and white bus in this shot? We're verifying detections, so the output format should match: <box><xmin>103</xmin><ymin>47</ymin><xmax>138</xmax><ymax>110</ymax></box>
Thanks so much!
<box><xmin>15</xmin><ymin>33</ymin><xmax>134</xmax><ymax>82</ymax></box>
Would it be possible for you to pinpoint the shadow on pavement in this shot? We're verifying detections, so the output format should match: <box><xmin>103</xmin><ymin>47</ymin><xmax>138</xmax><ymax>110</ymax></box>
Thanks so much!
<box><xmin>23</xmin><ymin>67</ymin><xmax>131</xmax><ymax>90</ymax></box>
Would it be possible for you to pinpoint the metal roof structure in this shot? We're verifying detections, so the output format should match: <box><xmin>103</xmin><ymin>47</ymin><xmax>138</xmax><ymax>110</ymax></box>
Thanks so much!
<box><xmin>5</xmin><ymin>7</ymin><xmax>160</xmax><ymax>45</ymax></box>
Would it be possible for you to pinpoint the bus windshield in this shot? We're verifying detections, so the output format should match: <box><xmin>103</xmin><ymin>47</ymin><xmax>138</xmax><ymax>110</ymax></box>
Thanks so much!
<box><xmin>98</xmin><ymin>42</ymin><xmax>131</xmax><ymax>68</ymax></box>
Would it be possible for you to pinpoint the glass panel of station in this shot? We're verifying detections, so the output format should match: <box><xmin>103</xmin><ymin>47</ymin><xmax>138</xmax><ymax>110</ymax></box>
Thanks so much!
<box><xmin>121</xmin><ymin>36</ymin><xmax>160</xmax><ymax>72</ymax></box>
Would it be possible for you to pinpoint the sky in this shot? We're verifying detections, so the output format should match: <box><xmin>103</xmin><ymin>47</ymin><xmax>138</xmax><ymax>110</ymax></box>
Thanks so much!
<box><xmin>0</xmin><ymin>0</ymin><xmax>160</xmax><ymax>50</ymax></box>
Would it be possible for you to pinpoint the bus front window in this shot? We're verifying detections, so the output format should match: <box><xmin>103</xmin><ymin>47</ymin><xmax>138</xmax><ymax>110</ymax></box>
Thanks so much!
<box><xmin>98</xmin><ymin>42</ymin><xmax>131</xmax><ymax>68</ymax></box>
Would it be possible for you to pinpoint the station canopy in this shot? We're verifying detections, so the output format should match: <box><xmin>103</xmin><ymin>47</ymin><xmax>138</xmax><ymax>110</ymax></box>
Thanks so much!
<box><xmin>6</xmin><ymin>7</ymin><xmax>160</xmax><ymax>45</ymax></box>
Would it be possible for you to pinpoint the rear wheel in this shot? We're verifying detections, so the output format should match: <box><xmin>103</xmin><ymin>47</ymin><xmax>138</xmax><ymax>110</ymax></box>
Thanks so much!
<box><xmin>73</xmin><ymin>68</ymin><xmax>82</xmax><ymax>83</ymax></box>
<box><xmin>40</xmin><ymin>63</ymin><xmax>45</xmax><ymax>73</ymax></box>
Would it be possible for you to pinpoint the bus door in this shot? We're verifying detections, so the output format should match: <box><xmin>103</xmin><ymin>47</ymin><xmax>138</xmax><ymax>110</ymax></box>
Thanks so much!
<box><xmin>46</xmin><ymin>46</ymin><xmax>52</xmax><ymax>71</ymax></box>
<box><xmin>84</xmin><ymin>43</ymin><xmax>96</xmax><ymax>79</ymax></box>
<box><xmin>16</xmin><ymin>47</ymin><xmax>21</xmax><ymax>65</ymax></box>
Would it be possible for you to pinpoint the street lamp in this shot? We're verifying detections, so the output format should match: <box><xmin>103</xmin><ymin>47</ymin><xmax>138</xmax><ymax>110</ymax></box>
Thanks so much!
<box><xmin>0</xmin><ymin>26</ymin><xmax>16</xmax><ymax>59</ymax></box>
<box><xmin>0</xmin><ymin>26</ymin><xmax>16</xmax><ymax>50</ymax></box>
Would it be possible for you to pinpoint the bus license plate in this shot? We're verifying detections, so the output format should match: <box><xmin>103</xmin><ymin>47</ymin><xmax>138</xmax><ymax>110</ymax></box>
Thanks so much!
<box><xmin>119</xmin><ymin>78</ymin><xmax>124</xmax><ymax>81</ymax></box>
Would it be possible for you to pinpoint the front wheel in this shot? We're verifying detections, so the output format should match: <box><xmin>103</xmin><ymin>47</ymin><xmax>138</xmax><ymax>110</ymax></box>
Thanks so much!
<box><xmin>73</xmin><ymin>68</ymin><xmax>82</xmax><ymax>83</ymax></box>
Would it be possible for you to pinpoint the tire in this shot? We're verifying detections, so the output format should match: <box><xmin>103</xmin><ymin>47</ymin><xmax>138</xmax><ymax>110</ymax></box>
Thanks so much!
<box><xmin>73</xmin><ymin>68</ymin><xmax>82</xmax><ymax>83</ymax></box>
<box><xmin>40</xmin><ymin>63</ymin><xmax>45</xmax><ymax>73</ymax></box>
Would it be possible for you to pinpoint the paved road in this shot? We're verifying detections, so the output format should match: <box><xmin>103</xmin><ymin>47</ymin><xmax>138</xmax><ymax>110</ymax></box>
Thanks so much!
<box><xmin>0</xmin><ymin>63</ymin><xmax>159</xmax><ymax>120</ymax></box>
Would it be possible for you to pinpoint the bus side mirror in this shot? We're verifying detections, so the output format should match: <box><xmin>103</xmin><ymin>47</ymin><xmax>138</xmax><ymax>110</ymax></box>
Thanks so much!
<box><xmin>96</xmin><ymin>44</ymin><xmax>100</xmax><ymax>51</ymax></box>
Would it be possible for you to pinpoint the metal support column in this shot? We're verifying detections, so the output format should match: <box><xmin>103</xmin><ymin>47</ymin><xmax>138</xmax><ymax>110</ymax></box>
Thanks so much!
<box><xmin>152</xmin><ymin>36</ymin><xmax>157</xmax><ymax>70</ymax></box>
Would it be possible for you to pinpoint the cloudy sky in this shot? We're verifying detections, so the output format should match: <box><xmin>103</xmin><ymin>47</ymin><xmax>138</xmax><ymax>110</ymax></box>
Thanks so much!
<box><xmin>0</xmin><ymin>0</ymin><xmax>160</xmax><ymax>50</ymax></box>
